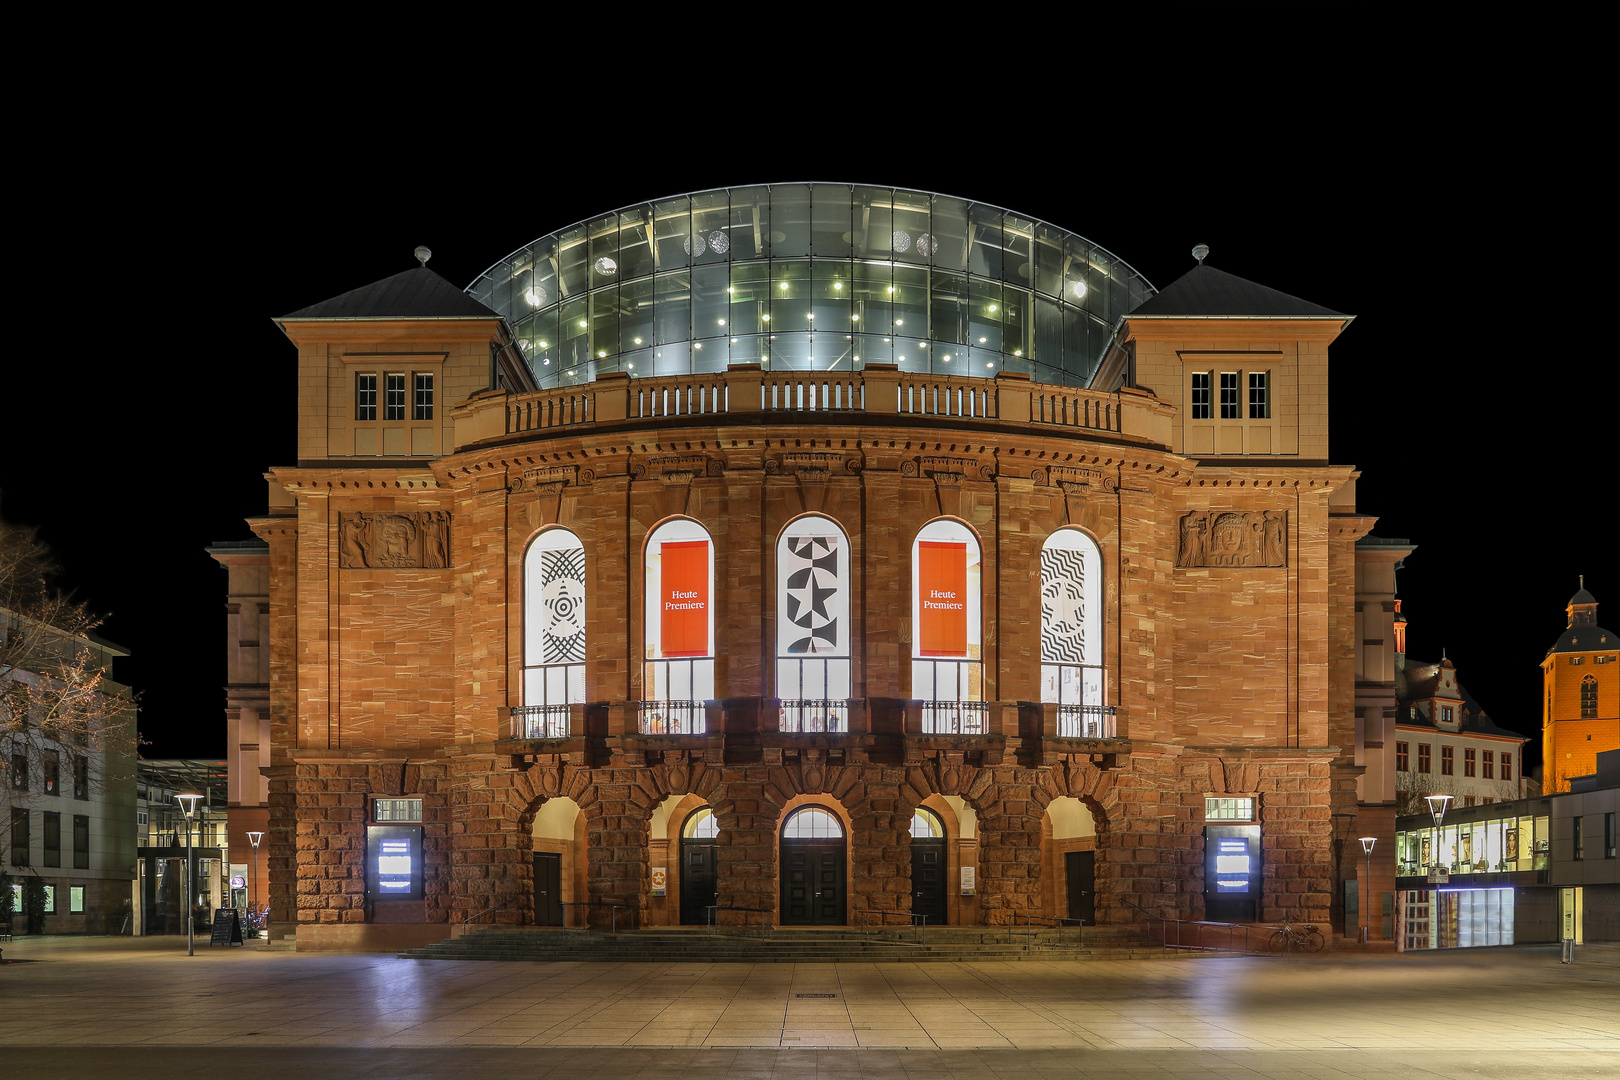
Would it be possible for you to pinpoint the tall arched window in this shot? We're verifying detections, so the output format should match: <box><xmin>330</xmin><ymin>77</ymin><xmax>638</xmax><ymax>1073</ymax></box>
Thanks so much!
<box><xmin>911</xmin><ymin>519</ymin><xmax>983</xmax><ymax>733</ymax></box>
<box><xmin>643</xmin><ymin>519</ymin><xmax>715</xmax><ymax>734</ymax></box>
<box><xmin>1040</xmin><ymin>528</ymin><xmax>1107</xmax><ymax>736</ymax></box>
<box><xmin>777</xmin><ymin>515</ymin><xmax>851</xmax><ymax>732</ymax></box>
<box><xmin>1582</xmin><ymin>675</ymin><xmax>1598</xmax><ymax>718</ymax></box>
<box><xmin>522</xmin><ymin>528</ymin><xmax>585</xmax><ymax>738</ymax></box>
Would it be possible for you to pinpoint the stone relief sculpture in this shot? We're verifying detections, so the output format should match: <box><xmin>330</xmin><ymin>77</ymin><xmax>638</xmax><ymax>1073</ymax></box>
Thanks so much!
<box><xmin>338</xmin><ymin>512</ymin><xmax>452</xmax><ymax>569</ymax></box>
<box><xmin>1177</xmin><ymin>511</ymin><xmax>1285</xmax><ymax>568</ymax></box>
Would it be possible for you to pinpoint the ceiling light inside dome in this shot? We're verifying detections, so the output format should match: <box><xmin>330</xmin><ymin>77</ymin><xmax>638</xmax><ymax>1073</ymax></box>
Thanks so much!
<box><xmin>524</xmin><ymin>287</ymin><xmax>546</xmax><ymax>307</ymax></box>
<box><xmin>708</xmin><ymin>230</ymin><xmax>730</xmax><ymax>254</ymax></box>
<box><xmin>593</xmin><ymin>257</ymin><xmax>618</xmax><ymax>275</ymax></box>
<box><xmin>892</xmin><ymin>230</ymin><xmax>911</xmax><ymax>252</ymax></box>
<box><xmin>1072</xmin><ymin>280</ymin><xmax>1088</xmax><ymax>299</ymax></box>
<box><xmin>684</xmin><ymin>234</ymin><xmax>707</xmax><ymax>256</ymax></box>
<box><xmin>915</xmin><ymin>233</ymin><xmax>937</xmax><ymax>256</ymax></box>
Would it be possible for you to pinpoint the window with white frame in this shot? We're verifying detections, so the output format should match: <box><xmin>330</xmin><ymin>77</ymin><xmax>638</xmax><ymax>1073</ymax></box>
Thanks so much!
<box><xmin>1219</xmin><ymin>372</ymin><xmax>1239</xmax><ymax>419</ymax></box>
<box><xmin>413</xmin><ymin>373</ymin><xmax>434</xmax><ymax>420</ymax></box>
<box><xmin>1248</xmin><ymin>371</ymin><xmax>1270</xmax><ymax>418</ymax></box>
<box><xmin>356</xmin><ymin>373</ymin><xmax>377</xmax><ymax>420</ymax></box>
<box><xmin>1191</xmin><ymin>372</ymin><xmax>1212</xmax><ymax>419</ymax></box>
<box><xmin>777</xmin><ymin>515</ymin><xmax>851</xmax><ymax>733</ymax></box>
<box><xmin>524</xmin><ymin>528</ymin><xmax>587</xmax><ymax>735</ymax></box>
<box><xmin>384</xmin><ymin>373</ymin><xmax>407</xmax><ymax>420</ymax></box>
<box><xmin>643</xmin><ymin>519</ymin><xmax>715</xmax><ymax>732</ymax></box>
<box><xmin>912</xmin><ymin>519</ymin><xmax>983</xmax><ymax>732</ymax></box>
<box><xmin>1040</xmin><ymin>528</ymin><xmax>1106</xmax><ymax>736</ymax></box>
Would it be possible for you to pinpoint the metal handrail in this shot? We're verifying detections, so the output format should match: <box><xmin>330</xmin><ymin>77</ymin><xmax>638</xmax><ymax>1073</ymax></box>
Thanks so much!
<box><xmin>856</xmin><ymin>907</ymin><xmax>930</xmax><ymax>944</ymax></box>
<box><xmin>559</xmin><ymin>900</ymin><xmax>634</xmax><ymax>934</ymax></box>
<box><xmin>463</xmin><ymin>896</ymin><xmax>520</xmax><ymax>932</ymax></box>
<box><xmin>1119</xmin><ymin>897</ymin><xmax>1272</xmax><ymax>955</ymax></box>
<box><xmin>1005</xmin><ymin>912</ymin><xmax>1085</xmax><ymax>947</ymax></box>
<box><xmin>704</xmin><ymin>904</ymin><xmax>774</xmax><ymax>937</ymax></box>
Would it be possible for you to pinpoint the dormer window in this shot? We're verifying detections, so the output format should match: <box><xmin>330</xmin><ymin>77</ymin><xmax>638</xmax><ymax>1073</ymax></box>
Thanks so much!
<box><xmin>1441</xmin><ymin>705</ymin><xmax>1454</xmax><ymax>725</ymax></box>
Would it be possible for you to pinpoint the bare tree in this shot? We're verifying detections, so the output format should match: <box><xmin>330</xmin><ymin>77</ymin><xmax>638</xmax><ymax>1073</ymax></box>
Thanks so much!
<box><xmin>1</xmin><ymin>516</ymin><xmax>137</xmax><ymax>876</ymax></box>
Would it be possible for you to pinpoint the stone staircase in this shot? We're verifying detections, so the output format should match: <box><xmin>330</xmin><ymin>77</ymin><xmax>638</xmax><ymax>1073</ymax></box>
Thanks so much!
<box><xmin>400</xmin><ymin>924</ymin><xmax>1175</xmax><ymax>963</ymax></box>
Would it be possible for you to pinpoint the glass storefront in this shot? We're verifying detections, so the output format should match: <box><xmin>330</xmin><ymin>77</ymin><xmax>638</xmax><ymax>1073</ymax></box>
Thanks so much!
<box><xmin>1397</xmin><ymin>812</ymin><xmax>1550</xmax><ymax>877</ymax></box>
<box><xmin>467</xmin><ymin>185</ymin><xmax>1156</xmax><ymax>390</ymax></box>
<box><xmin>1400</xmin><ymin>888</ymin><xmax>1516</xmax><ymax>950</ymax></box>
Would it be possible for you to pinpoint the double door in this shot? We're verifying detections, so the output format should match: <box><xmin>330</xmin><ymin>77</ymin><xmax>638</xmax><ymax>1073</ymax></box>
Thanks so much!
<box><xmin>780</xmin><ymin>841</ymin><xmax>845</xmax><ymax>925</ymax></box>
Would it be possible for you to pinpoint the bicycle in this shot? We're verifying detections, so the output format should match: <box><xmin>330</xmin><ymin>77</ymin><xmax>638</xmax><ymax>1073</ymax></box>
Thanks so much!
<box><xmin>1268</xmin><ymin>919</ymin><xmax>1325</xmax><ymax>953</ymax></box>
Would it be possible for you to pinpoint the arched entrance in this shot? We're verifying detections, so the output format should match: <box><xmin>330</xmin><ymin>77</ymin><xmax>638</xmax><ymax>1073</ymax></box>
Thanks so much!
<box><xmin>779</xmin><ymin>806</ymin><xmax>846</xmax><ymax>925</ymax></box>
<box><xmin>532</xmin><ymin>796</ymin><xmax>586</xmax><ymax>927</ymax></box>
<box><xmin>909</xmin><ymin>807</ymin><xmax>947</xmax><ymax>927</ymax></box>
<box><xmin>1042</xmin><ymin>796</ymin><xmax>1097</xmax><ymax>925</ymax></box>
<box><xmin>679</xmin><ymin>807</ymin><xmax>719</xmax><ymax>925</ymax></box>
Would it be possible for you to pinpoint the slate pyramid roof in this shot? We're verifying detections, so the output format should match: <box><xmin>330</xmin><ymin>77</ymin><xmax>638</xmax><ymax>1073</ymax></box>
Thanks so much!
<box><xmin>1127</xmin><ymin>264</ymin><xmax>1346</xmax><ymax>320</ymax></box>
<box><xmin>281</xmin><ymin>266</ymin><xmax>499</xmax><ymax>321</ymax></box>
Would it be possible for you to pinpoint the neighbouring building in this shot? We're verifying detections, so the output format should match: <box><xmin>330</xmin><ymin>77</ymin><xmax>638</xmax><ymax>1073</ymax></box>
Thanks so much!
<box><xmin>2</xmin><ymin>614</ymin><xmax>138</xmax><ymax>934</ymax></box>
<box><xmin>1393</xmin><ymin>648</ymin><xmax>1529</xmax><ymax>814</ymax></box>
<box><xmin>133</xmin><ymin>759</ymin><xmax>227</xmax><ymax>935</ymax></box>
<box><xmin>239</xmin><ymin>184</ymin><xmax>1393</xmax><ymax>951</ymax></box>
<box><xmin>207</xmin><ymin>540</ymin><xmax>271</xmax><ymax>920</ymax></box>
<box><xmin>1395</xmin><ymin>748</ymin><xmax>1619</xmax><ymax>949</ymax></box>
<box><xmin>1542</xmin><ymin>584</ymin><xmax>1619</xmax><ymax>794</ymax></box>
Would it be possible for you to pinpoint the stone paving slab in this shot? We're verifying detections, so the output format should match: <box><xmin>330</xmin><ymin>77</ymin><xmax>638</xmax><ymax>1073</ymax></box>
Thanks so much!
<box><xmin>1</xmin><ymin>936</ymin><xmax>1616</xmax><ymax>1078</ymax></box>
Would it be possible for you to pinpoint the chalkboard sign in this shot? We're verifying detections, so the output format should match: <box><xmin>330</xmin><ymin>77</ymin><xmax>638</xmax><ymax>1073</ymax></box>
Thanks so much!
<box><xmin>209</xmin><ymin>908</ymin><xmax>244</xmax><ymax>947</ymax></box>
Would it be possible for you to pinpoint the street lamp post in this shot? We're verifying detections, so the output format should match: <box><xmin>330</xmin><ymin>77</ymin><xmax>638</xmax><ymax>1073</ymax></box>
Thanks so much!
<box><xmin>175</xmin><ymin>793</ymin><xmax>202</xmax><ymax>956</ymax></box>
<box><xmin>1425</xmin><ymin>794</ymin><xmax>1453</xmax><ymax>878</ymax></box>
<box><xmin>1358</xmin><ymin>836</ymin><xmax>1377</xmax><ymax>944</ymax></box>
<box><xmin>247</xmin><ymin>831</ymin><xmax>264</xmax><ymax>939</ymax></box>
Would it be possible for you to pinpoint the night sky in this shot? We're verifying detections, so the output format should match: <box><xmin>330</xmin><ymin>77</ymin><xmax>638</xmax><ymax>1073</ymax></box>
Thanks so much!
<box><xmin>2</xmin><ymin>58</ymin><xmax>1609</xmax><ymax>772</ymax></box>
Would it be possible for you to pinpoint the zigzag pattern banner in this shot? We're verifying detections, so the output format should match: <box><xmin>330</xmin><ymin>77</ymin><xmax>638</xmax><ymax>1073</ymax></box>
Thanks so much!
<box><xmin>1041</xmin><ymin>548</ymin><xmax>1088</xmax><ymax>664</ymax></box>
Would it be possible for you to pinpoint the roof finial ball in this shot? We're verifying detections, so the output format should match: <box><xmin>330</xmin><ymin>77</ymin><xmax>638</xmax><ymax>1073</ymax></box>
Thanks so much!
<box><xmin>1192</xmin><ymin>243</ymin><xmax>1210</xmax><ymax>265</ymax></box>
<box><xmin>414</xmin><ymin>245</ymin><xmax>432</xmax><ymax>267</ymax></box>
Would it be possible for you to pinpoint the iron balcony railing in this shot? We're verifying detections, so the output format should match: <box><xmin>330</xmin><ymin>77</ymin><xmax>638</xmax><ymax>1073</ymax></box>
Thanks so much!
<box><xmin>637</xmin><ymin>700</ymin><xmax>705</xmax><ymax>735</ymax></box>
<box><xmin>1056</xmin><ymin>704</ymin><xmax>1117</xmax><ymax>739</ymax></box>
<box><xmin>513</xmin><ymin>704</ymin><xmax>572</xmax><ymax>740</ymax></box>
<box><xmin>779</xmin><ymin>699</ymin><xmax>849</xmax><ymax>733</ymax></box>
<box><xmin>921</xmin><ymin>700</ymin><xmax>990</xmax><ymax>735</ymax></box>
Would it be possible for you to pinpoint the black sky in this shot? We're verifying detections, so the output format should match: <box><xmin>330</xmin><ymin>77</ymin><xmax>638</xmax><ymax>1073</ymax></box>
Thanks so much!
<box><xmin>1</xmin><ymin>40</ymin><xmax>1610</xmax><ymax>771</ymax></box>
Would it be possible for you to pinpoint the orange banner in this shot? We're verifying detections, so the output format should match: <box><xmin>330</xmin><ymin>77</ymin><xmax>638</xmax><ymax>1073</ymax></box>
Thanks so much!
<box><xmin>660</xmin><ymin>540</ymin><xmax>710</xmax><ymax>657</ymax></box>
<box><xmin>918</xmin><ymin>541</ymin><xmax>967</xmax><ymax>657</ymax></box>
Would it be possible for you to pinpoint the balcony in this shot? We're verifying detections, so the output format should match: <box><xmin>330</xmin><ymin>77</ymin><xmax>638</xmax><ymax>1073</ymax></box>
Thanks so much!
<box><xmin>452</xmin><ymin>366</ymin><xmax>1173</xmax><ymax>452</ymax></box>
<box><xmin>1056</xmin><ymin>704</ymin><xmax>1117</xmax><ymax>739</ymax></box>
<box><xmin>919</xmin><ymin>700</ymin><xmax>990</xmax><ymax>735</ymax></box>
<box><xmin>779</xmin><ymin>699</ymin><xmax>850</xmax><ymax>734</ymax></box>
<box><xmin>512</xmin><ymin>704</ymin><xmax>574</xmax><ymax>740</ymax></box>
<box><xmin>637</xmin><ymin>700</ymin><xmax>706</xmax><ymax>735</ymax></box>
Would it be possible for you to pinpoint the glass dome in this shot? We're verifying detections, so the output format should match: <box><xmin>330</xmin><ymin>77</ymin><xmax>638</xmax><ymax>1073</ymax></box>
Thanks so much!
<box><xmin>467</xmin><ymin>184</ymin><xmax>1155</xmax><ymax>390</ymax></box>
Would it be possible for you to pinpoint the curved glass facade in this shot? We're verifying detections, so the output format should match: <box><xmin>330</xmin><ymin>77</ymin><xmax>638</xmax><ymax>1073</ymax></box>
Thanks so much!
<box><xmin>468</xmin><ymin>184</ymin><xmax>1155</xmax><ymax>390</ymax></box>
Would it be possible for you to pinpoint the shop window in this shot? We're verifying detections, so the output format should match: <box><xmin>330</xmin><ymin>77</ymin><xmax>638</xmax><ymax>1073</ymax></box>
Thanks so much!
<box><xmin>1464</xmin><ymin>748</ymin><xmax>1476</xmax><ymax>777</ymax></box>
<box><xmin>1396</xmin><ymin>742</ymin><xmax>1409</xmax><ymax>772</ymax></box>
<box><xmin>643</xmin><ymin>519</ymin><xmax>715</xmax><ymax>733</ymax></box>
<box><xmin>911</xmin><ymin>519</ymin><xmax>983</xmax><ymax>732</ymax></box>
<box><xmin>1190</xmin><ymin>372</ymin><xmax>1211</xmax><ymax>419</ymax></box>
<box><xmin>1248</xmin><ymin>371</ymin><xmax>1269</xmax><ymax>418</ymax></box>
<box><xmin>43</xmin><ymin>811</ymin><xmax>60</xmax><ymax>867</ymax></box>
<box><xmin>1040</xmin><ymin>528</ymin><xmax>1106</xmax><ymax>735</ymax></box>
<box><xmin>1219</xmin><ymin>372</ymin><xmax>1239</xmax><ymax>419</ymax></box>
<box><xmin>1581</xmin><ymin>675</ymin><xmax>1598</xmax><ymax>717</ymax></box>
<box><xmin>1418</xmin><ymin>744</ymin><xmax>1431</xmax><ymax>774</ymax></box>
<box><xmin>776</xmin><ymin>515</ymin><xmax>851</xmax><ymax>733</ymax></box>
<box><xmin>523</xmin><ymin>528</ymin><xmax>587</xmax><ymax>734</ymax></box>
<box><xmin>1441</xmin><ymin>746</ymin><xmax>1454</xmax><ymax>776</ymax></box>
<box><xmin>73</xmin><ymin>814</ymin><xmax>89</xmax><ymax>869</ymax></box>
<box><xmin>355</xmin><ymin>373</ymin><xmax>377</xmax><ymax>420</ymax></box>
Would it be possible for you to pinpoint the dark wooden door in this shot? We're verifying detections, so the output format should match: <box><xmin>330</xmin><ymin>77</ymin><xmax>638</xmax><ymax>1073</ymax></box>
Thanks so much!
<box><xmin>780</xmin><ymin>841</ymin><xmax>846</xmax><ymax>925</ymax></box>
<box><xmin>680</xmin><ymin>839</ymin><xmax>718</xmax><ymax>925</ymax></box>
<box><xmin>911</xmin><ymin>839</ymin><xmax>947</xmax><ymax>926</ymax></box>
<box><xmin>533</xmin><ymin>852</ymin><xmax>562</xmax><ymax>926</ymax></box>
<box><xmin>1066</xmin><ymin>850</ymin><xmax>1095</xmax><ymax>925</ymax></box>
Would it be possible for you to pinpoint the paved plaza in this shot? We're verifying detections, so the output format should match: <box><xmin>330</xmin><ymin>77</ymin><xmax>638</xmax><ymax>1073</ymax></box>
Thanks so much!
<box><xmin>2</xmin><ymin>936</ymin><xmax>1617</xmax><ymax>1078</ymax></box>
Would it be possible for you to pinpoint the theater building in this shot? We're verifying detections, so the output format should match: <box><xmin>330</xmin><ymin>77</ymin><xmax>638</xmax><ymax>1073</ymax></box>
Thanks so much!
<box><xmin>242</xmin><ymin>184</ymin><xmax>1376</xmax><ymax>950</ymax></box>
